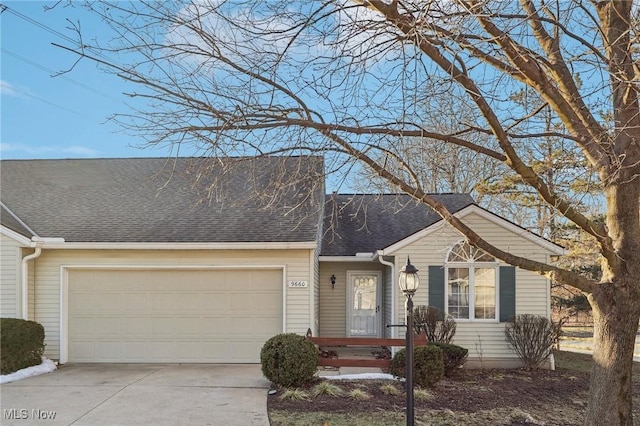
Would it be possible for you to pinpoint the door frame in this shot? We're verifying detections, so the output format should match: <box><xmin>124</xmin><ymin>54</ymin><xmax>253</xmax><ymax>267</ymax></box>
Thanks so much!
<box><xmin>346</xmin><ymin>270</ymin><xmax>382</xmax><ymax>338</ymax></box>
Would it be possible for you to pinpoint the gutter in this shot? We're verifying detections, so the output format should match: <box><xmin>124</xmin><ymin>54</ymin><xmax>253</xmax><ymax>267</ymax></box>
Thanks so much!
<box><xmin>21</xmin><ymin>247</ymin><xmax>41</xmax><ymax>320</ymax></box>
<box><xmin>376</xmin><ymin>250</ymin><xmax>396</xmax><ymax>339</ymax></box>
<box><xmin>20</xmin><ymin>237</ymin><xmax>65</xmax><ymax>320</ymax></box>
<box><xmin>29</xmin><ymin>241</ymin><xmax>317</xmax><ymax>250</ymax></box>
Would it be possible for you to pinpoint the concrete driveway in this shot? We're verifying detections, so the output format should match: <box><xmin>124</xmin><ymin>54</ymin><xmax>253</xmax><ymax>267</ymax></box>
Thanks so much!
<box><xmin>0</xmin><ymin>364</ymin><xmax>270</xmax><ymax>426</ymax></box>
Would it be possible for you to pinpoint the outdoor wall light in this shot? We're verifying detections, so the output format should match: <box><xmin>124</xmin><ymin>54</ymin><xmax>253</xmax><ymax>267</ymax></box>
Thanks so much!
<box><xmin>330</xmin><ymin>274</ymin><xmax>336</xmax><ymax>289</ymax></box>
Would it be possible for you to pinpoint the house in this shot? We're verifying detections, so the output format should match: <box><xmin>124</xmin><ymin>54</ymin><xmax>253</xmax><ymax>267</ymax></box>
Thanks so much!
<box><xmin>0</xmin><ymin>157</ymin><xmax>563</xmax><ymax>367</ymax></box>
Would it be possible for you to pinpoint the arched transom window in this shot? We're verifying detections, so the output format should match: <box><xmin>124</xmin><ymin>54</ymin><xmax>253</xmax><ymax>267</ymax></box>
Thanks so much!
<box><xmin>446</xmin><ymin>241</ymin><xmax>498</xmax><ymax>320</ymax></box>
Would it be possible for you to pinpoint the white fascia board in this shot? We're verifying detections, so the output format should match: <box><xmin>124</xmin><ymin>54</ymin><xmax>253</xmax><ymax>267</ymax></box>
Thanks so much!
<box><xmin>319</xmin><ymin>255</ymin><xmax>375</xmax><ymax>262</ymax></box>
<box><xmin>381</xmin><ymin>205</ymin><xmax>566</xmax><ymax>256</ymax></box>
<box><xmin>0</xmin><ymin>226</ymin><xmax>34</xmax><ymax>246</ymax></box>
<box><xmin>38</xmin><ymin>241</ymin><xmax>318</xmax><ymax>250</ymax></box>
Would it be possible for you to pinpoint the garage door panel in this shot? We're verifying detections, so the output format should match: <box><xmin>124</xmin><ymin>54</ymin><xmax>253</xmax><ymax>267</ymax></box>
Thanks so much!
<box><xmin>68</xmin><ymin>269</ymin><xmax>283</xmax><ymax>363</ymax></box>
<box><xmin>125</xmin><ymin>293</ymin><xmax>148</xmax><ymax>311</ymax></box>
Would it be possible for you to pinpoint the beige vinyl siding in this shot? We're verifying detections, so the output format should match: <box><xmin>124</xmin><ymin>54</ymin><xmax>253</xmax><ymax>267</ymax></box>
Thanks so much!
<box><xmin>0</xmin><ymin>234</ymin><xmax>22</xmax><ymax>317</ymax></box>
<box><xmin>383</xmin><ymin>263</ymin><xmax>393</xmax><ymax>338</ymax></box>
<box><xmin>390</xmin><ymin>211</ymin><xmax>553</xmax><ymax>363</ymax></box>
<box><xmin>31</xmin><ymin>248</ymin><xmax>313</xmax><ymax>361</ymax></box>
<box><xmin>318</xmin><ymin>262</ymin><xmax>385</xmax><ymax>337</ymax></box>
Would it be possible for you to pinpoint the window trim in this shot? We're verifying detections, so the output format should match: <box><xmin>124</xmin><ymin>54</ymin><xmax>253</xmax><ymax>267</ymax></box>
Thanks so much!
<box><xmin>445</xmin><ymin>241</ymin><xmax>499</xmax><ymax>322</ymax></box>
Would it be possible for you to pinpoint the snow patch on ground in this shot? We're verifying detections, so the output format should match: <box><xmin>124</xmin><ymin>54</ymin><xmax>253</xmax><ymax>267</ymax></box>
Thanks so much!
<box><xmin>324</xmin><ymin>372</ymin><xmax>397</xmax><ymax>381</ymax></box>
<box><xmin>0</xmin><ymin>358</ymin><xmax>57</xmax><ymax>384</ymax></box>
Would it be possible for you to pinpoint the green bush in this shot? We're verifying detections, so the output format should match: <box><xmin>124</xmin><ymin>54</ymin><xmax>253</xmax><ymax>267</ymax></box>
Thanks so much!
<box><xmin>1</xmin><ymin>318</ymin><xmax>45</xmax><ymax>375</ymax></box>
<box><xmin>260</xmin><ymin>333</ymin><xmax>317</xmax><ymax>387</ymax></box>
<box><xmin>389</xmin><ymin>345</ymin><xmax>444</xmax><ymax>387</ymax></box>
<box><xmin>429</xmin><ymin>342</ymin><xmax>468</xmax><ymax>377</ymax></box>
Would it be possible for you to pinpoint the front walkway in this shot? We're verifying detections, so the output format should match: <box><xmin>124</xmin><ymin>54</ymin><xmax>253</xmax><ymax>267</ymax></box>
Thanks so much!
<box><xmin>0</xmin><ymin>364</ymin><xmax>270</xmax><ymax>426</ymax></box>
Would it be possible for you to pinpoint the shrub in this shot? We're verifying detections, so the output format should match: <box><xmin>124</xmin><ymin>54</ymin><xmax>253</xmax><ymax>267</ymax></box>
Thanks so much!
<box><xmin>260</xmin><ymin>333</ymin><xmax>317</xmax><ymax>387</ymax></box>
<box><xmin>504</xmin><ymin>314</ymin><xmax>560</xmax><ymax>370</ymax></box>
<box><xmin>389</xmin><ymin>345</ymin><xmax>444</xmax><ymax>388</ymax></box>
<box><xmin>1</xmin><ymin>318</ymin><xmax>45</xmax><ymax>375</ymax></box>
<box><xmin>429</xmin><ymin>342</ymin><xmax>468</xmax><ymax>377</ymax></box>
<box><xmin>413</xmin><ymin>305</ymin><xmax>457</xmax><ymax>343</ymax></box>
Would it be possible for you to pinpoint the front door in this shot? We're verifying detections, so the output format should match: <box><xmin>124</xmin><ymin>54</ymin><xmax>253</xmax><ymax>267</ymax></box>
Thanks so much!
<box><xmin>347</xmin><ymin>271</ymin><xmax>381</xmax><ymax>337</ymax></box>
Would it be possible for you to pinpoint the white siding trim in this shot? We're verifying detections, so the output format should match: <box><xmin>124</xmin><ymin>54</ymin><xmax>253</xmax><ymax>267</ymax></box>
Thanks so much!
<box><xmin>58</xmin><ymin>264</ymin><xmax>287</xmax><ymax>364</ymax></box>
<box><xmin>381</xmin><ymin>205</ymin><xmax>565</xmax><ymax>255</ymax></box>
<box><xmin>0</xmin><ymin>226</ymin><xmax>33</xmax><ymax>247</ymax></box>
<box><xmin>308</xmin><ymin>249</ymin><xmax>314</xmax><ymax>335</ymax></box>
<box><xmin>283</xmin><ymin>264</ymin><xmax>288</xmax><ymax>333</ymax></box>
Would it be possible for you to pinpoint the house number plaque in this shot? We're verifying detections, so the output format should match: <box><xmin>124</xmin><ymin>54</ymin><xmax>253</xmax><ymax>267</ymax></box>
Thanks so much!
<box><xmin>288</xmin><ymin>281</ymin><xmax>308</xmax><ymax>288</ymax></box>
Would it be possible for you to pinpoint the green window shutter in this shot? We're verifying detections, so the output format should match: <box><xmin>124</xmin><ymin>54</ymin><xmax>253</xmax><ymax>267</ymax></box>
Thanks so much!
<box><xmin>499</xmin><ymin>266</ymin><xmax>516</xmax><ymax>322</ymax></box>
<box><xmin>428</xmin><ymin>266</ymin><xmax>445</xmax><ymax>312</ymax></box>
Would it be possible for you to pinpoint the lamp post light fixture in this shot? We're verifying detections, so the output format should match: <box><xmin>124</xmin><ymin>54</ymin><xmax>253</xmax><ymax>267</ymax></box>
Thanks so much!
<box><xmin>398</xmin><ymin>257</ymin><xmax>420</xmax><ymax>426</ymax></box>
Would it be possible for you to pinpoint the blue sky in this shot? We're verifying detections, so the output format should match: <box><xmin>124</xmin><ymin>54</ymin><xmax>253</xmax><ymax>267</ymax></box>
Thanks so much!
<box><xmin>1</xmin><ymin>1</ymin><xmax>172</xmax><ymax>160</ymax></box>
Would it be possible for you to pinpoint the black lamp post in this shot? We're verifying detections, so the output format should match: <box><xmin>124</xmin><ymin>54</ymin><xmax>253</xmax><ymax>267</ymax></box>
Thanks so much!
<box><xmin>398</xmin><ymin>257</ymin><xmax>420</xmax><ymax>426</ymax></box>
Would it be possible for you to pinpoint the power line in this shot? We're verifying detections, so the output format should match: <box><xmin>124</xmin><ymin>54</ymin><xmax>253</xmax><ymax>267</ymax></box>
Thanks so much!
<box><xmin>2</xmin><ymin>47</ymin><xmax>121</xmax><ymax>102</ymax></box>
<box><xmin>1</xmin><ymin>3</ymin><xmax>123</xmax><ymax>68</ymax></box>
<box><xmin>2</xmin><ymin>81</ymin><xmax>92</xmax><ymax>119</ymax></box>
<box><xmin>2</xmin><ymin>3</ymin><xmax>79</xmax><ymax>46</ymax></box>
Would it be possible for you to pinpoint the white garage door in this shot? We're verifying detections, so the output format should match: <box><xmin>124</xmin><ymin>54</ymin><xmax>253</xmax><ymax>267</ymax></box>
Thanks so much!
<box><xmin>68</xmin><ymin>268</ymin><xmax>282</xmax><ymax>363</ymax></box>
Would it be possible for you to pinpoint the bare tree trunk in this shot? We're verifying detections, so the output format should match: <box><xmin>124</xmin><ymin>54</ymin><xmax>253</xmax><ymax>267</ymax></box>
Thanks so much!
<box><xmin>587</xmin><ymin>287</ymin><xmax>639</xmax><ymax>425</ymax></box>
<box><xmin>586</xmin><ymin>176</ymin><xmax>640</xmax><ymax>425</ymax></box>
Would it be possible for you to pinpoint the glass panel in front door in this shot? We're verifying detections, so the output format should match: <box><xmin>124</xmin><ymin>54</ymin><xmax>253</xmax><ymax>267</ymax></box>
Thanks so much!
<box><xmin>350</xmin><ymin>274</ymin><xmax>378</xmax><ymax>336</ymax></box>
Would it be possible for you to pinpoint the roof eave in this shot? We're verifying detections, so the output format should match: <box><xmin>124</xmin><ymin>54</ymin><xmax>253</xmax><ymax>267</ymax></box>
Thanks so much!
<box><xmin>33</xmin><ymin>241</ymin><xmax>318</xmax><ymax>250</ymax></box>
<box><xmin>0</xmin><ymin>226</ymin><xmax>34</xmax><ymax>246</ymax></box>
<box><xmin>319</xmin><ymin>254</ymin><xmax>376</xmax><ymax>262</ymax></box>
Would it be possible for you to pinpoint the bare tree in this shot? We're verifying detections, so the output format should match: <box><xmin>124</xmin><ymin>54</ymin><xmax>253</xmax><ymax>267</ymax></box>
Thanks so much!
<box><xmin>56</xmin><ymin>1</ymin><xmax>640</xmax><ymax>423</ymax></box>
<box><xmin>353</xmin><ymin>92</ymin><xmax>507</xmax><ymax>199</ymax></box>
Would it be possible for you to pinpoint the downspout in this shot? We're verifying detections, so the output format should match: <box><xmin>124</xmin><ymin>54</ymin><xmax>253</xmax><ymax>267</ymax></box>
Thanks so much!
<box><xmin>21</xmin><ymin>247</ymin><xmax>41</xmax><ymax>320</ymax></box>
<box><xmin>377</xmin><ymin>251</ymin><xmax>395</xmax><ymax>338</ymax></box>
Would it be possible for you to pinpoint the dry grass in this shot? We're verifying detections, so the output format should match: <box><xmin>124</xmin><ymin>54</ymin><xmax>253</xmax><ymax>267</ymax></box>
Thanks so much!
<box><xmin>413</xmin><ymin>387</ymin><xmax>433</xmax><ymax>401</ymax></box>
<box><xmin>379</xmin><ymin>383</ymin><xmax>402</xmax><ymax>396</ymax></box>
<box><xmin>348</xmin><ymin>388</ymin><xmax>371</xmax><ymax>400</ymax></box>
<box><xmin>311</xmin><ymin>381</ymin><xmax>344</xmax><ymax>397</ymax></box>
<box><xmin>279</xmin><ymin>388</ymin><xmax>310</xmax><ymax>402</ymax></box>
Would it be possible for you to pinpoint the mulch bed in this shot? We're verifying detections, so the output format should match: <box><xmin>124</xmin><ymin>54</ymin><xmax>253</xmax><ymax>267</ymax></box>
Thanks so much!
<box><xmin>269</xmin><ymin>368</ymin><xmax>591</xmax><ymax>414</ymax></box>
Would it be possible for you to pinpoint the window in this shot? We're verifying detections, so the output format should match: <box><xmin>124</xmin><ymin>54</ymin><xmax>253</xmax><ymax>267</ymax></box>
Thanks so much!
<box><xmin>446</xmin><ymin>241</ymin><xmax>497</xmax><ymax>320</ymax></box>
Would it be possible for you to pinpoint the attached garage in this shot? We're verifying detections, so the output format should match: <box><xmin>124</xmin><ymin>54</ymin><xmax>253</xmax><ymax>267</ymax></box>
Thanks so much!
<box><xmin>66</xmin><ymin>268</ymin><xmax>283</xmax><ymax>363</ymax></box>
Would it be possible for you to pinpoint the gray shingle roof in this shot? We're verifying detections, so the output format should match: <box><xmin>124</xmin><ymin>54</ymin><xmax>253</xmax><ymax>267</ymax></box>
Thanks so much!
<box><xmin>0</xmin><ymin>157</ymin><xmax>324</xmax><ymax>243</ymax></box>
<box><xmin>320</xmin><ymin>193</ymin><xmax>475</xmax><ymax>256</ymax></box>
<box><xmin>0</xmin><ymin>203</ymin><xmax>36</xmax><ymax>238</ymax></box>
